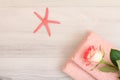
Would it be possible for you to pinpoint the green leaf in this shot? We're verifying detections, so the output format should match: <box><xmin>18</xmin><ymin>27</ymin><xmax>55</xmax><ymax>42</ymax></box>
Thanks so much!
<box><xmin>116</xmin><ymin>60</ymin><xmax>120</xmax><ymax>70</ymax></box>
<box><xmin>110</xmin><ymin>49</ymin><xmax>120</xmax><ymax>66</ymax></box>
<box><xmin>99</xmin><ymin>65</ymin><xmax>118</xmax><ymax>72</ymax></box>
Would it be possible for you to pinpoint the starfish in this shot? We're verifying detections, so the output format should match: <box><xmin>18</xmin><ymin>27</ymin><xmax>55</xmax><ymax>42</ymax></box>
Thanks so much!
<box><xmin>33</xmin><ymin>8</ymin><xmax>60</xmax><ymax>36</ymax></box>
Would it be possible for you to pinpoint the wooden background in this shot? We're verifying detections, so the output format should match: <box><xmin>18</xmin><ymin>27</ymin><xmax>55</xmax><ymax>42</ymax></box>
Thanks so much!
<box><xmin>0</xmin><ymin>0</ymin><xmax>120</xmax><ymax>80</ymax></box>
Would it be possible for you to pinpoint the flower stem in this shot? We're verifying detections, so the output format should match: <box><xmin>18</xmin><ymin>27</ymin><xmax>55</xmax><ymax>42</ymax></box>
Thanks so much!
<box><xmin>101</xmin><ymin>59</ymin><xmax>113</xmax><ymax>66</ymax></box>
<box><xmin>101</xmin><ymin>59</ymin><xmax>118</xmax><ymax>69</ymax></box>
<box><xmin>91</xmin><ymin>61</ymin><xmax>101</xmax><ymax>71</ymax></box>
<box><xmin>91</xmin><ymin>59</ymin><xmax>112</xmax><ymax>71</ymax></box>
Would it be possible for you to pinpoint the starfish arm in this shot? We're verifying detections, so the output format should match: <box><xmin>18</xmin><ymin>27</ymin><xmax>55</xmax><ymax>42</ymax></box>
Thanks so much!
<box><xmin>45</xmin><ymin>23</ymin><xmax>51</xmax><ymax>36</ymax></box>
<box><xmin>34</xmin><ymin>12</ymin><xmax>43</xmax><ymax>20</ymax></box>
<box><xmin>44</xmin><ymin>7</ymin><xmax>49</xmax><ymax>19</ymax></box>
<box><xmin>48</xmin><ymin>20</ymin><xmax>61</xmax><ymax>24</ymax></box>
<box><xmin>33</xmin><ymin>22</ymin><xmax>43</xmax><ymax>33</ymax></box>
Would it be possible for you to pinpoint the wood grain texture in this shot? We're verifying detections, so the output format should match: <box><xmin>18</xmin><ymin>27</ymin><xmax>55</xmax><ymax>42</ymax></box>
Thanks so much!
<box><xmin>0</xmin><ymin>0</ymin><xmax>120</xmax><ymax>7</ymax></box>
<box><xmin>0</xmin><ymin>0</ymin><xmax>120</xmax><ymax>80</ymax></box>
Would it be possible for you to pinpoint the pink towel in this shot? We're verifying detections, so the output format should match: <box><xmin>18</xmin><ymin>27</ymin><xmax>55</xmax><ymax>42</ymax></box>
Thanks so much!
<box><xmin>63</xmin><ymin>32</ymin><xmax>118</xmax><ymax>80</ymax></box>
<box><xmin>63</xmin><ymin>59</ymin><xmax>96</xmax><ymax>80</ymax></box>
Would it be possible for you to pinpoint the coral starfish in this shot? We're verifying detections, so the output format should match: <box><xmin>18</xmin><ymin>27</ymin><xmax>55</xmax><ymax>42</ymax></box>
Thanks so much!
<box><xmin>33</xmin><ymin>8</ymin><xmax>60</xmax><ymax>36</ymax></box>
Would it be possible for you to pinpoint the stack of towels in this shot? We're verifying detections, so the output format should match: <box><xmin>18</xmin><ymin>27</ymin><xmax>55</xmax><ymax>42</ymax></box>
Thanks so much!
<box><xmin>62</xmin><ymin>32</ymin><xmax>118</xmax><ymax>80</ymax></box>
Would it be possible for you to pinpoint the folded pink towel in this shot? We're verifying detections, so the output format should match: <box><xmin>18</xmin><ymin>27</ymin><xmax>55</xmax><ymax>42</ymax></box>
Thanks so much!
<box><xmin>63</xmin><ymin>32</ymin><xmax>118</xmax><ymax>80</ymax></box>
<box><xmin>63</xmin><ymin>59</ymin><xmax>96</xmax><ymax>80</ymax></box>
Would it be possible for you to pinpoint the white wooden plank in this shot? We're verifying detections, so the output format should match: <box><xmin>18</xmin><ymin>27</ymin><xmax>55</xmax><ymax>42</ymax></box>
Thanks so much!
<box><xmin>0</xmin><ymin>0</ymin><xmax>120</xmax><ymax>7</ymax></box>
<box><xmin>0</xmin><ymin>7</ymin><xmax>120</xmax><ymax>47</ymax></box>
<box><xmin>0</xmin><ymin>58</ymin><xmax>71</xmax><ymax>80</ymax></box>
